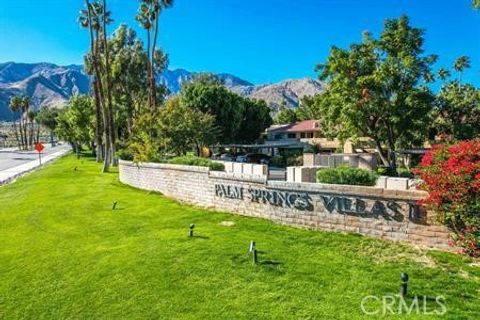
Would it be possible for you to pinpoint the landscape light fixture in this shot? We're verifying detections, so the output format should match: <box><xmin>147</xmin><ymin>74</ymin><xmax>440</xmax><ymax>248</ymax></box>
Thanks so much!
<box><xmin>189</xmin><ymin>224</ymin><xmax>195</xmax><ymax>237</ymax></box>
<box><xmin>112</xmin><ymin>201</ymin><xmax>118</xmax><ymax>210</ymax></box>
<box><xmin>400</xmin><ymin>273</ymin><xmax>409</xmax><ymax>297</ymax></box>
<box><xmin>250</xmin><ymin>240</ymin><xmax>258</xmax><ymax>265</ymax></box>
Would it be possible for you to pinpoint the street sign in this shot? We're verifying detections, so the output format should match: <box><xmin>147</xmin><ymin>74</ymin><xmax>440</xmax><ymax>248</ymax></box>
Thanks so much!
<box><xmin>35</xmin><ymin>143</ymin><xmax>45</xmax><ymax>165</ymax></box>
<box><xmin>35</xmin><ymin>143</ymin><xmax>45</xmax><ymax>153</ymax></box>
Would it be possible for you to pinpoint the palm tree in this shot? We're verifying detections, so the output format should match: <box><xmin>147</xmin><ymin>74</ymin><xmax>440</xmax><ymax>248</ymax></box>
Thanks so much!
<box><xmin>437</xmin><ymin>68</ymin><xmax>451</xmax><ymax>82</ymax></box>
<box><xmin>21</xmin><ymin>96</ymin><xmax>31</xmax><ymax>149</ymax></box>
<box><xmin>100</xmin><ymin>0</ymin><xmax>117</xmax><ymax>167</ymax></box>
<box><xmin>79</xmin><ymin>2</ymin><xmax>104</xmax><ymax>162</ymax></box>
<box><xmin>136</xmin><ymin>0</ymin><xmax>174</xmax><ymax>109</ymax></box>
<box><xmin>79</xmin><ymin>0</ymin><xmax>114</xmax><ymax>171</ymax></box>
<box><xmin>27</xmin><ymin>109</ymin><xmax>38</xmax><ymax>145</ymax></box>
<box><xmin>9</xmin><ymin>96</ymin><xmax>23</xmax><ymax>149</ymax></box>
<box><xmin>474</xmin><ymin>0</ymin><xmax>480</xmax><ymax>9</ymax></box>
<box><xmin>453</xmin><ymin>56</ymin><xmax>470</xmax><ymax>83</ymax></box>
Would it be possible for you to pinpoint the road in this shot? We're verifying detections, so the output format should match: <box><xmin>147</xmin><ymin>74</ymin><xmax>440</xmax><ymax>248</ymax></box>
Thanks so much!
<box><xmin>0</xmin><ymin>144</ymin><xmax>71</xmax><ymax>171</ymax></box>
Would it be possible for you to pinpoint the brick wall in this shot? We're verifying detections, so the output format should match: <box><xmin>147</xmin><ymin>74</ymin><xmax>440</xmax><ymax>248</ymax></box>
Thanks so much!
<box><xmin>119</xmin><ymin>160</ymin><xmax>452</xmax><ymax>250</ymax></box>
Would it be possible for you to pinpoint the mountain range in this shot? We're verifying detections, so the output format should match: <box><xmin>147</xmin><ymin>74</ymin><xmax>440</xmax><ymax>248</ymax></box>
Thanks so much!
<box><xmin>0</xmin><ymin>62</ymin><xmax>325</xmax><ymax>120</ymax></box>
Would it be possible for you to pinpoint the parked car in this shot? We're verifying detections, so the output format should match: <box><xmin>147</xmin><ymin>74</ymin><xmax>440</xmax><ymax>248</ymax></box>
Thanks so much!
<box><xmin>236</xmin><ymin>155</ymin><xmax>247</xmax><ymax>163</ymax></box>
<box><xmin>245</xmin><ymin>153</ymin><xmax>271</xmax><ymax>165</ymax></box>
<box><xmin>219</xmin><ymin>153</ymin><xmax>235</xmax><ymax>162</ymax></box>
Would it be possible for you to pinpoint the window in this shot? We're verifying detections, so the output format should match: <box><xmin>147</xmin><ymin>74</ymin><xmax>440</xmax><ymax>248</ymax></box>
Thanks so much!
<box><xmin>287</xmin><ymin>133</ymin><xmax>296</xmax><ymax>139</ymax></box>
<box><xmin>274</xmin><ymin>134</ymin><xmax>283</xmax><ymax>140</ymax></box>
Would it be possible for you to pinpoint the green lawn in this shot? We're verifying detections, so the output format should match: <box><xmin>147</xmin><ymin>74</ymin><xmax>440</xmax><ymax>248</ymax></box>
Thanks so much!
<box><xmin>0</xmin><ymin>155</ymin><xmax>479</xmax><ymax>319</ymax></box>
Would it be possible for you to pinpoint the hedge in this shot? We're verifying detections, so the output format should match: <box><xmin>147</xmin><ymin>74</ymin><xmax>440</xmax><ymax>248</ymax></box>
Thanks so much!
<box><xmin>167</xmin><ymin>156</ymin><xmax>225</xmax><ymax>171</ymax></box>
<box><xmin>316</xmin><ymin>166</ymin><xmax>378</xmax><ymax>186</ymax></box>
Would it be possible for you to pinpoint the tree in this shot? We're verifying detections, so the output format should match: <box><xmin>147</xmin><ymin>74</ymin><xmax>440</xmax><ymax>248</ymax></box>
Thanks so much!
<box><xmin>108</xmin><ymin>25</ymin><xmax>149</xmax><ymax>139</ymax></box>
<box><xmin>9</xmin><ymin>96</ymin><xmax>24</xmax><ymax>149</ymax></box>
<box><xmin>316</xmin><ymin>16</ymin><xmax>436</xmax><ymax>173</ymax></box>
<box><xmin>434</xmin><ymin>57</ymin><xmax>480</xmax><ymax>141</ymax></box>
<box><xmin>158</xmin><ymin>97</ymin><xmax>216</xmax><ymax>156</ymax></box>
<box><xmin>473</xmin><ymin>0</ymin><xmax>480</xmax><ymax>9</ymax></box>
<box><xmin>80</xmin><ymin>0</ymin><xmax>108</xmax><ymax>165</ymax></box>
<box><xmin>180</xmin><ymin>76</ymin><xmax>272</xmax><ymax>144</ymax></box>
<box><xmin>180</xmin><ymin>79</ymin><xmax>245</xmax><ymax>144</ymax></box>
<box><xmin>136</xmin><ymin>0</ymin><xmax>174</xmax><ymax>109</ymax></box>
<box><xmin>274</xmin><ymin>106</ymin><xmax>298</xmax><ymax>124</ymax></box>
<box><xmin>437</xmin><ymin>68</ymin><xmax>451</xmax><ymax>81</ymax></box>
<box><xmin>56</xmin><ymin>96</ymin><xmax>95</xmax><ymax>156</ymax></box>
<box><xmin>9</xmin><ymin>95</ymin><xmax>33</xmax><ymax>150</ymax></box>
<box><xmin>80</xmin><ymin>0</ymin><xmax>117</xmax><ymax>171</ymax></box>
<box><xmin>453</xmin><ymin>56</ymin><xmax>470</xmax><ymax>83</ymax></box>
<box><xmin>37</xmin><ymin>106</ymin><xmax>60</xmax><ymax>145</ymax></box>
<box><xmin>237</xmin><ymin>99</ymin><xmax>272</xmax><ymax>143</ymax></box>
<box><xmin>296</xmin><ymin>95</ymin><xmax>323</xmax><ymax>121</ymax></box>
<box><xmin>434</xmin><ymin>82</ymin><xmax>480</xmax><ymax>141</ymax></box>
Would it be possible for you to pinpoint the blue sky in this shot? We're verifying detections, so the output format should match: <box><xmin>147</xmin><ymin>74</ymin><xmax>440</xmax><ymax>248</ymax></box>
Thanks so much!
<box><xmin>0</xmin><ymin>0</ymin><xmax>479</xmax><ymax>85</ymax></box>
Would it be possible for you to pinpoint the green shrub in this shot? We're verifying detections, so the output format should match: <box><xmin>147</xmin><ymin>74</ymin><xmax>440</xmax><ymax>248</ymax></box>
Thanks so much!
<box><xmin>316</xmin><ymin>166</ymin><xmax>378</xmax><ymax>186</ymax></box>
<box><xmin>116</xmin><ymin>148</ymin><xmax>134</xmax><ymax>161</ymax></box>
<box><xmin>397</xmin><ymin>168</ymin><xmax>414</xmax><ymax>178</ymax></box>
<box><xmin>167</xmin><ymin>156</ymin><xmax>225</xmax><ymax>171</ymax></box>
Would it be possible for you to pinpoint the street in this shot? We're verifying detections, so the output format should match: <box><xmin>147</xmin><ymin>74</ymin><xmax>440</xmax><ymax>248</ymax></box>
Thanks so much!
<box><xmin>0</xmin><ymin>144</ymin><xmax>71</xmax><ymax>171</ymax></box>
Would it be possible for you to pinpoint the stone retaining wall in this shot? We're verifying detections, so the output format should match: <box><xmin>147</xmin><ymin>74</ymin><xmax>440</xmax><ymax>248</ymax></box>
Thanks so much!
<box><xmin>119</xmin><ymin>160</ymin><xmax>452</xmax><ymax>250</ymax></box>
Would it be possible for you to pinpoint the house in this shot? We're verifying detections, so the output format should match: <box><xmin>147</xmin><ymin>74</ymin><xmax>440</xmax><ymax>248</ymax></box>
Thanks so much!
<box><xmin>265</xmin><ymin>120</ymin><xmax>377</xmax><ymax>154</ymax></box>
<box><xmin>266</xmin><ymin>120</ymin><xmax>322</xmax><ymax>141</ymax></box>
<box><xmin>265</xmin><ymin>120</ymin><xmax>342</xmax><ymax>152</ymax></box>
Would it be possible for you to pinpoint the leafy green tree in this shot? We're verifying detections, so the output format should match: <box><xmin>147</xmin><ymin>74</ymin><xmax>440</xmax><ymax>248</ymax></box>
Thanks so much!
<box><xmin>433</xmin><ymin>57</ymin><xmax>480</xmax><ymax>141</ymax></box>
<box><xmin>37</xmin><ymin>106</ymin><xmax>60</xmax><ymax>145</ymax></box>
<box><xmin>180</xmin><ymin>80</ymin><xmax>245</xmax><ymax>144</ymax></box>
<box><xmin>158</xmin><ymin>97</ymin><xmax>216</xmax><ymax>156</ymax></box>
<box><xmin>56</xmin><ymin>96</ymin><xmax>95</xmax><ymax>156</ymax></box>
<box><xmin>473</xmin><ymin>0</ymin><xmax>480</xmax><ymax>9</ymax></box>
<box><xmin>108</xmin><ymin>25</ymin><xmax>149</xmax><ymax>139</ymax></box>
<box><xmin>237</xmin><ymin>99</ymin><xmax>272</xmax><ymax>143</ymax></box>
<box><xmin>316</xmin><ymin>16</ymin><xmax>436</xmax><ymax>173</ymax></box>
<box><xmin>180</xmin><ymin>77</ymin><xmax>272</xmax><ymax>144</ymax></box>
<box><xmin>274</xmin><ymin>106</ymin><xmax>297</xmax><ymax>124</ymax></box>
<box><xmin>296</xmin><ymin>95</ymin><xmax>325</xmax><ymax>121</ymax></box>
<box><xmin>434</xmin><ymin>83</ymin><xmax>480</xmax><ymax>141</ymax></box>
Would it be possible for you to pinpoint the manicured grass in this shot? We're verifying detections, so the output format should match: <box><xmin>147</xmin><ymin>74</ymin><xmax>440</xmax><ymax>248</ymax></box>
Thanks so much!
<box><xmin>0</xmin><ymin>155</ymin><xmax>479</xmax><ymax>319</ymax></box>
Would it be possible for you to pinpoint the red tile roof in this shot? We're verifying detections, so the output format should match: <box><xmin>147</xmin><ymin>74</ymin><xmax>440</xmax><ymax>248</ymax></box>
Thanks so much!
<box><xmin>268</xmin><ymin>120</ymin><xmax>321</xmax><ymax>133</ymax></box>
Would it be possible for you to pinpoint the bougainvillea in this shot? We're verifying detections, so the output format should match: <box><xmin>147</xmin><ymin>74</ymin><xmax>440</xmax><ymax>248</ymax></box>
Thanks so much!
<box><xmin>414</xmin><ymin>140</ymin><xmax>480</xmax><ymax>256</ymax></box>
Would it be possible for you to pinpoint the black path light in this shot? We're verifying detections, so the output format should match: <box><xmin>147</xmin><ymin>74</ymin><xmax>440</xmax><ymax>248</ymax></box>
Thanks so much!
<box><xmin>400</xmin><ymin>273</ymin><xmax>409</xmax><ymax>297</ymax></box>
<box><xmin>189</xmin><ymin>224</ymin><xmax>195</xmax><ymax>237</ymax></box>
<box><xmin>112</xmin><ymin>201</ymin><xmax>118</xmax><ymax>210</ymax></box>
<box><xmin>250</xmin><ymin>240</ymin><xmax>258</xmax><ymax>265</ymax></box>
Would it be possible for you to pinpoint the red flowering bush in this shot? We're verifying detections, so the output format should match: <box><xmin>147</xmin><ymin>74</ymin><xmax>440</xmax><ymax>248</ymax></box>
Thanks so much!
<box><xmin>414</xmin><ymin>140</ymin><xmax>480</xmax><ymax>256</ymax></box>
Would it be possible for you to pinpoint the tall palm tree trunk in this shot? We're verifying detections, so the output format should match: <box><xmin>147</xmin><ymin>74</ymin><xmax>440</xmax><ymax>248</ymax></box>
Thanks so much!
<box><xmin>146</xmin><ymin>30</ymin><xmax>153</xmax><ymax>109</ymax></box>
<box><xmin>22</xmin><ymin>115</ymin><xmax>28</xmax><ymax>150</ymax></box>
<box><xmin>12</xmin><ymin>121</ymin><xmax>20</xmax><ymax>148</ymax></box>
<box><xmin>86</xmin><ymin>0</ymin><xmax>104</xmax><ymax>162</ymax></box>
<box><xmin>93</xmin><ymin>80</ymin><xmax>104</xmax><ymax>161</ymax></box>
<box><xmin>102</xmin><ymin>0</ymin><xmax>116</xmax><ymax>167</ymax></box>
<box><xmin>88</xmin><ymin>1</ymin><xmax>110</xmax><ymax>172</ymax></box>
<box><xmin>150</xmin><ymin>15</ymin><xmax>159</xmax><ymax>108</ymax></box>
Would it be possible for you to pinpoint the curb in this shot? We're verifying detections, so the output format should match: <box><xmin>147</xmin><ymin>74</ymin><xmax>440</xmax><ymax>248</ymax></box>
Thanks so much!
<box><xmin>0</xmin><ymin>149</ymin><xmax>72</xmax><ymax>186</ymax></box>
